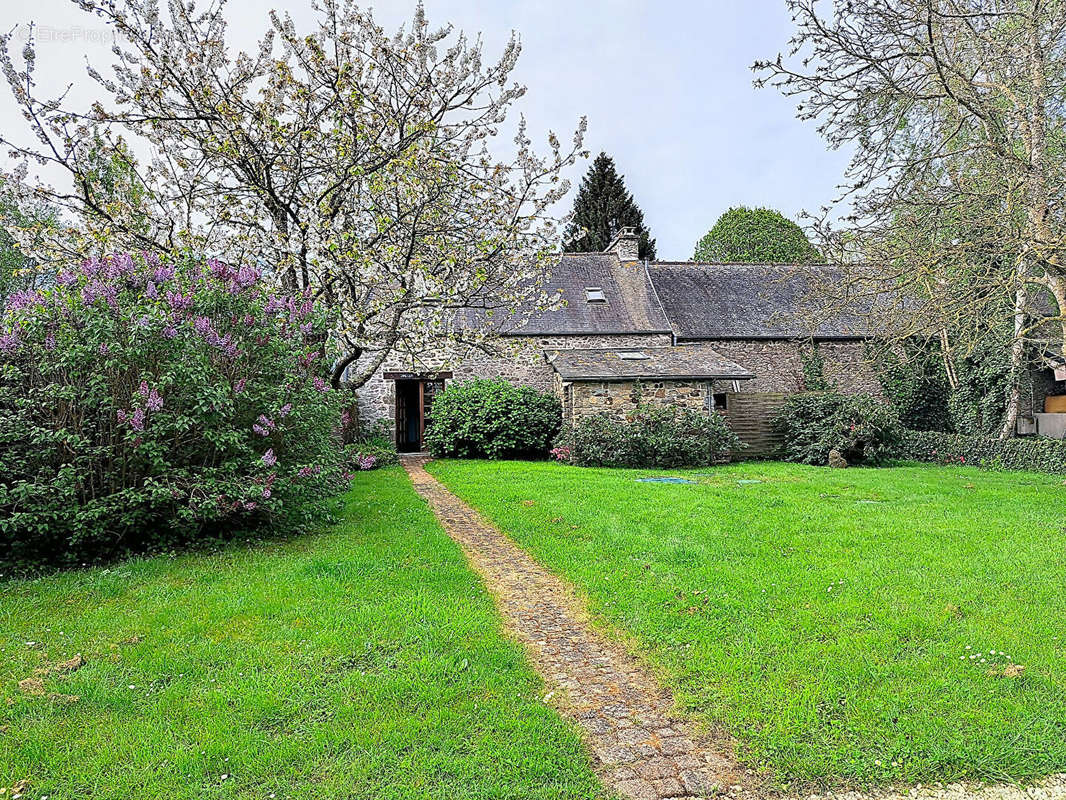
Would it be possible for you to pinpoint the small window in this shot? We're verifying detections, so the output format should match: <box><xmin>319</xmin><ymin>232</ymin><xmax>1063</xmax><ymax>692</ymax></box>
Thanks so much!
<box><xmin>617</xmin><ymin>351</ymin><xmax>649</xmax><ymax>360</ymax></box>
<box><xmin>585</xmin><ymin>287</ymin><xmax>606</xmax><ymax>303</ymax></box>
<box><xmin>713</xmin><ymin>393</ymin><xmax>728</xmax><ymax>411</ymax></box>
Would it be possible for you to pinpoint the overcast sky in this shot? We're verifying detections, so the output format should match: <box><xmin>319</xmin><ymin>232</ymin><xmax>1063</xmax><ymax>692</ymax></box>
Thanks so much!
<box><xmin>2</xmin><ymin>0</ymin><xmax>851</xmax><ymax>260</ymax></box>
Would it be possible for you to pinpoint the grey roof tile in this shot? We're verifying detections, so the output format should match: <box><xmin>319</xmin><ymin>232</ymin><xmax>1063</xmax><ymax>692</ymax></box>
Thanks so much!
<box><xmin>550</xmin><ymin>344</ymin><xmax>754</xmax><ymax>381</ymax></box>
<box><xmin>509</xmin><ymin>253</ymin><xmax>672</xmax><ymax>335</ymax></box>
<box><xmin>647</xmin><ymin>262</ymin><xmax>877</xmax><ymax>339</ymax></box>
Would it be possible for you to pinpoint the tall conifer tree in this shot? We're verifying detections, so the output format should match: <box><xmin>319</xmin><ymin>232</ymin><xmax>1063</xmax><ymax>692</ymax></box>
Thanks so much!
<box><xmin>563</xmin><ymin>153</ymin><xmax>656</xmax><ymax>259</ymax></box>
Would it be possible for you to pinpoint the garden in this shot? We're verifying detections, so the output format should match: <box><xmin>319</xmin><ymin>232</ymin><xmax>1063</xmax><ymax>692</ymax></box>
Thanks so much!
<box><xmin>1</xmin><ymin>469</ymin><xmax>604</xmax><ymax>799</ymax></box>
<box><xmin>428</xmin><ymin>458</ymin><xmax>1066</xmax><ymax>786</ymax></box>
<box><xmin>5</xmin><ymin>355</ymin><xmax>1066</xmax><ymax>796</ymax></box>
<box><xmin>3</xmin><ymin>1</ymin><xmax>1066</xmax><ymax>797</ymax></box>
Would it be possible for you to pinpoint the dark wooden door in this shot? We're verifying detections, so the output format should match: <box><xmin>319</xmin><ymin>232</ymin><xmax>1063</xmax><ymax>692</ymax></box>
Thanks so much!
<box><xmin>395</xmin><ymin>380</ymin><xmax>422</xmax><ymax>452</ymax></box>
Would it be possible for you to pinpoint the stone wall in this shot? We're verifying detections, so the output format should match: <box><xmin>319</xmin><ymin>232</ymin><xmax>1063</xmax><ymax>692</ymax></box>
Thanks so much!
<box><xmin>668</xmin><ymin>339</ymin><xmax>882</xmax><ymax>458</ymax></box>
<box><xmin>563</xmin><ymin>378</ymin><xmax>713</xmax><ymax>424</ymax></box>
<box><xmin>1023</xmin><ymin>366</ymin><xmax>1065</xmax><ymax>419</ymax></box>
<box><xmin>355</xmin><ymin>334</ymin><xmax>883</xmax><ymax>449</ymax></box>
<box><xmin>698</xmin><ymin>339</ymin><xmax>882</xmax><ymax>396</ymax></box>
<box><xmin>357</xmin><ymin>332</ymin><xmax>672</xmax><ymax>437</ymax></box>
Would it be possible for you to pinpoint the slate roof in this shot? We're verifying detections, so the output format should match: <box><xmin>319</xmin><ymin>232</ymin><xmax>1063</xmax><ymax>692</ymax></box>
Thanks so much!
<box><xmin>456</xmin><ymin>254</ymin><xmax>887</xmax><ymax>341</ymax></box>
<box><xmin>550</xmin><ymin>344</ymin><xmax>753</xmax><ymax>382</ymax></box>
<box><xmin>646</xmin><ymin>262</ymin><xmax>879</xmax><ymax>340</ymax></box>
<box><xmin>506</xmin><ymin>253</ymin><xmax>672</xmax><ymax>336</ymax></box>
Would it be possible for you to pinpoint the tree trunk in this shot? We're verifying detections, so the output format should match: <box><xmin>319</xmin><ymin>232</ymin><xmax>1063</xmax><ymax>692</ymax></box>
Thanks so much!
<box><xmin>1002</xmin><ymin>11</ymin><xmax>1048</xmax><ymax>441</ymax></box>
<box><xmin>1000</xmin><ymin>281</ymin><xmax>1029</xmax><ymax>440</ymax></box>
<box><xmin>939</xmin><ymin>328</ymin><xmax>958</xmax><ymax>391</ymax></box>
<box><xmin>331</xmin><ymin>347</ymin><xmax>363</xmax><ymax>389</ymax></box>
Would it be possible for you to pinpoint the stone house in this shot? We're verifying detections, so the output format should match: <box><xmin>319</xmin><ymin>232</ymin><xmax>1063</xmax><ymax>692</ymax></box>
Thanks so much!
<box><xmin>357</xmin><ymin>227</ymin><xmax>884</xmax><ymax>455</ymax></box>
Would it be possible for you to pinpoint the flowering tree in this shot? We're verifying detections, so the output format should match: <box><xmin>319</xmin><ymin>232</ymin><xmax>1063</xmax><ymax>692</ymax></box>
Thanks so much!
<box><xmin>0</xmin><ymin>251</ymin><xmax>345</xmax><ymax>566</ymax></box>
<box><xmin>0</xmin><ymin>0</ymin><xmax>586</xmax><ymax>386</ymax></box>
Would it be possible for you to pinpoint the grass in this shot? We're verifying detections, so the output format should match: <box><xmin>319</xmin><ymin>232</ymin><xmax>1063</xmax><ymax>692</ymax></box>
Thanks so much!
<box><xmin>428</xmin><ymin>459</ymin><xmax>1066</xmax><ymax>788</ymax></box>
<box><xmin>0</xmin><ymin>467</ymin><xmax>605</xmax><ymax>800</ymax></box>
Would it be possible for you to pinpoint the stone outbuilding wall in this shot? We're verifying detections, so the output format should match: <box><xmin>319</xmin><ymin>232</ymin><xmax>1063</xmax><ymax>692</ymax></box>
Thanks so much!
<box><xmin>356</xmin><ymin>329</ymin><xmax>884</xmax><ymax>457</ymax></box>
<box><xmin>559</xmin><ymin>378</ymin><xmax>715</xmax><ymax>424</ymax></box>
<box><xmin>685</xmin><ymin>339</ymin><xmax>881</xmax><ymax>457</ymax></box>
<box><xmin>698</xmin><ymin>339</ymin><xmax>881</xmax><ymax>395</ymax></box>
<box><xmin>357</xmin><ymin>333</ymin><xmax>671</xmax><ymax>435</ymax></box>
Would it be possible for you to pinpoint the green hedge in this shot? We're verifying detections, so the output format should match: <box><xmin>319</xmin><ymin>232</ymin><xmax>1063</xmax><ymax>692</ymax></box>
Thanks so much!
<box><xmin>898</xmin><ymin>430</ymin><xmax>1066</xmax><ymax>474</ymax></box>
<box><xmin>424</xmin><ymin>379</ymin><xmax>561</xmax><ymax>459</ymax></box>
<box><xmin>552</xmin><ymin>405</ymin><xmax>741</xmax><ymax>468</ymax></box>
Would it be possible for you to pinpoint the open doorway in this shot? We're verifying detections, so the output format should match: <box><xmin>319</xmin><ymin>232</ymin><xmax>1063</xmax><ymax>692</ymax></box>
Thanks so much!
<box><xmin>393</xmin><ymin>376</ymin><xmax>447</xmax><ymax>452</ymax></box>
<box><xmin>395</xmin><ymin>379</ymin><xmax>422</xmax><ymax>452</ymax></box>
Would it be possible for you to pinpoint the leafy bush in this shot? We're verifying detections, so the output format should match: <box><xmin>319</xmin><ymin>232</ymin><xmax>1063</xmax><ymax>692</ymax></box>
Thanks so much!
<box><xmin>552</xmin><ymin>405</ymin><xmax>741</xmax><ymax>468</ymax></box>
<box><xmin>775</xmin><ymin>392</ymin><xmax>901</xmax><ymax>465</ymax></box>
<box><xmin>898</xmin><ymin>430</ymin><xmax>1066</xmax><ymax>473</ymax></box>
<box><xmin>0</xmin><ymin>252</ymin><xmax>346</xmax><ymax>568</ymax></box>
<box><xmin>345</xmin><ymin>419</ymin><xmax>399</xmax><ymax>470</ymax></box>
<box><xmin>424</xmin><ymin>379</ymin><xmax>561</xmax><ymax>459</ymax></box>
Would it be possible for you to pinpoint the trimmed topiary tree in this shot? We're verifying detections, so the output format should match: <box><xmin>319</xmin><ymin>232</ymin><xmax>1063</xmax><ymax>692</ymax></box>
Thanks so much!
<box><xmin>552</xmin><ymin>405</ymin><xmax>741</xmax><ymax>468</ymax></box>
<box><xmin>693</xmin><ymin>206</ymin><xmax>822</xmax><ymax>263</ymax></box>
<box><xmin>774</xmin><ymin>392</ymin><xmax>901</xmax><ymax>465</ymax></box>
<box><xmin>0</xmin><ymin>252</ymin><xmax>347</xmax><ymax>568</ymax></box>
<box><xmin>424</xmin><ymin>378</ymin><xmax>562</xmax><ymax>459</ymax></box>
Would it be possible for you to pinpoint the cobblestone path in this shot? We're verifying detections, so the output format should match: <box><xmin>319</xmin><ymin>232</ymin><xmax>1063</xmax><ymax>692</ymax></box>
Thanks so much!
<box><xmin>403</xmin><ymin>457</ymin><xmax>752</xmax><ymax>800</ymax></box>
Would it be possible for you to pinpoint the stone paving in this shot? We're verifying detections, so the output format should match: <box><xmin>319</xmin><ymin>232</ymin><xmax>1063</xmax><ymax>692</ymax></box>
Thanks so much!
<box><xmin>401</xmin><ymin>456</ymin><xmax>1066</xmax><ymax>800</ymax></box>
<box><xmin>403</xmin><ymin>456</ymin><xmax>754</xmax><ymax>800</ymax></box>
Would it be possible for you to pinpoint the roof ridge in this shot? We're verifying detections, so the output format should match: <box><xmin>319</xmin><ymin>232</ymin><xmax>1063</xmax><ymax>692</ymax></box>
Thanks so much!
<box><xmin>649</xmin><ymin>260</ymin><xmax>833</xmax><ymax>268</ymax></box>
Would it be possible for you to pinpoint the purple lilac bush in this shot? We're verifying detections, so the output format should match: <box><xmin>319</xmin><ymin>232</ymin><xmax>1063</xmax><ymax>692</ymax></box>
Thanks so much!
<box><xmin>0</xmin><ymin>252</ymin><xmax>347</xmax><ymax>567</ymax></box>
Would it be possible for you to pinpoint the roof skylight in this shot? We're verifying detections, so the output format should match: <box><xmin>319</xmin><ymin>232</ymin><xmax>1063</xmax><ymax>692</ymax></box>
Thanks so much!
<box><xmin>585</xmin><ymin>287</ymin><xmax>606</xmax><ymax>303</ymax></box>
<box><xmin>617</xmin><ymin>351</ymin><xmax>649</xmax><ymax>360</ymax></box>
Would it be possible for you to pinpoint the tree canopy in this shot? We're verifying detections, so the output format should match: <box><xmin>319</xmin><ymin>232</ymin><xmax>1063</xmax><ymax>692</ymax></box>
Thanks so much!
<box><xmin>693</xmin><ymin>206</ymin><xmax>822</xmax><ymax>263</ymax></box>
<box><xmin>755</xmin><ymin>0</ymin><xmax>1066</xmax><ymax>437</ymax></box>
<box><xmin>563</xmin><ymin>153</ymin><xmax>655</xmax><ymax>259</ymax></box>
<box><xmin>0</xmin><ymin>1</ymin><xmax>586</xmax><ymax>386</ymax></box>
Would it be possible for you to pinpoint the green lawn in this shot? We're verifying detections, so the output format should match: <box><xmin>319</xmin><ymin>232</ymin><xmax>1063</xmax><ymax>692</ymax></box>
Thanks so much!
<box><xmin>429</xmin><ymin>459</ymin><xmax>1066</xmax><ymax>788</ymax></box>
<box><xmin>0</xmin><ymin>467</ymin><xmax>605</xmax><ymax>800</ymax></box>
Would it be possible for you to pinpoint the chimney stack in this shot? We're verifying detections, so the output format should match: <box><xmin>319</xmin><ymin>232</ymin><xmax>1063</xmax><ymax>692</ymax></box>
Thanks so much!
<box><xmin>604</xmin><ymin>226</ymin><xmax>640</xmax><ymax>261</ymax></box>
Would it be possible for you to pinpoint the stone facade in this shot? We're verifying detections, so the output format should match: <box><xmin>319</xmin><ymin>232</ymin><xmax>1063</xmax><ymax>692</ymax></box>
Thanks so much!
<box><xmin>358</xmin><ymin>332</ymin><xmax>672</xmax><ymax>435</ymax></box>
<box><xmin>698</xmin><ymin>339</ymin><xmax>882</xmax><ymax>395</ymax></box>
<box><xmin>668</xmin><ymin>339</ymin><xmax>883</xmax><ymax>457</ymax></box>
<box><xmin>560</xmin><ymin>378</ymin><xmax>716</xmax><ymax>424</ymax></box>
<box><xmin>358</xmin><ymin>334</ymin><xmax>885</xmax><ymax>453</ymax></box>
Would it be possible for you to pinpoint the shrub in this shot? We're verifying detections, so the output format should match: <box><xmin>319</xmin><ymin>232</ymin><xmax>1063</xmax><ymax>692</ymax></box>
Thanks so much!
<box><xmin>897</xmin><ymin>430</ymin><xmax>1066</xmax><ymax>473</ymax></box>
<box><xmin>345</xmin><ymin>419</ymin><xmax>399</xmax><ymax>470</ymax></box>
<box><xmin>0</xmin><ymin>252</ymin><xmax>346</xmax><ymax>568</ymax></box>
<box><xmin>775</xmin><ymin>392</ymin><xmax>900</xmax><ymax>465</ymax></box>
<box><xmin>552</xmin><ymin>405</ymin><xmax>741</xmax><ymax>468</ymax></box>
<box><xmin>424</xmin><ymin>378</ymin><xmax>561</xmax><ymax>459</ymax></box>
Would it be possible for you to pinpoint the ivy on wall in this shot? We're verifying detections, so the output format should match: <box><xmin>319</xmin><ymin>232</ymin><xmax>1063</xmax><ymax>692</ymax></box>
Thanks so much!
<box><xmin>869</xmin><ymin>340</ymin><xmax>953</xmax><ymax>432</ymax></box>
<box><xmin>799</xmin><ymin>341</ymin><xmax>830</xmax><ymax>392</ymax></box>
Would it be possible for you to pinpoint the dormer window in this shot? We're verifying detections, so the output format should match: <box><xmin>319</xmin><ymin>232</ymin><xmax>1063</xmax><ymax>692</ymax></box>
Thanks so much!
<box><xmin>585</xmin><ymin>287</ymin><xmax>606</xmax><ymax>303</ymax></box>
